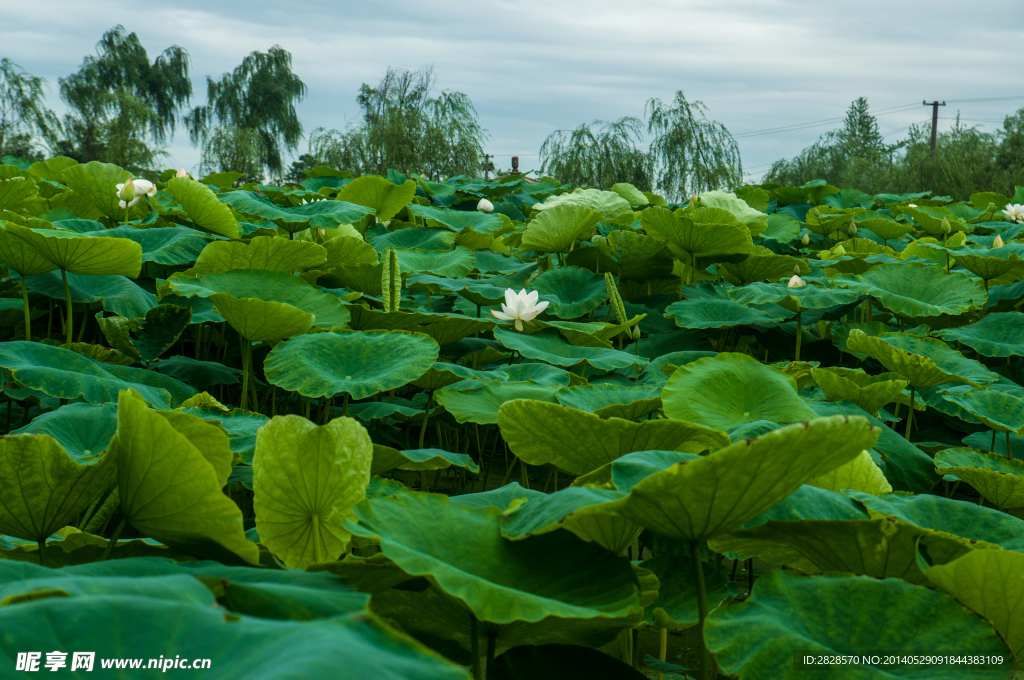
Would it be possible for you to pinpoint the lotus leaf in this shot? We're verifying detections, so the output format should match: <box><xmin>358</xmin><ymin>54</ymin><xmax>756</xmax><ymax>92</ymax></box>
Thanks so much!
<box><xmin>166</xmin><ymin>177</ymin><xmax>240</xmax><ymax>238</ymax></box>
<box><xmin>935</xmin><ymin>447</ymin><xmax>1024</xmax><ymax>509</ymax></box>
<box><xmin>494</xmin><ymin>328</ymin><xmax>645</xmax><ymax>372</ymax></box>
<box><xmin>535</xmin><ymin>187</ymin><xmax>634</xmax><ymax>226</ymax></box>
<box><xmin>436</xmin><ymin>381</ymin><xmax>558</xmax><ymax>425</ymax></box>
<box><xmin>190</xmin><ymin>235</ymin><xmax>327</xmax><ymax>275</ymax></box>
<box><xmin>336</xmin><ymin>176</ymin><xmax>417</xmax><ymax>222</ymax></box>
<box><xmin>936</xmin><ymin>312</ymin><xmax>1024</xmax><ymax>357</ymax></box>
<box><xmin>835</xmin><ymin>262</ymin><xmax>985</xmax><ymax>318</ymax></box>
<box><xmin>521</xmin><ymin>204</ymin><xmax>603</xmax><ymax>253</ymax></box>
<box><xmin>665</xmin><ymin>297</ymin><xmax>791</xmax><ymax>329</ymax></box>
<box><xmin>219</xmin><ymin>191</ymin><xmax>374</xmax><ymax>233</ymax></box>
<box><xmin>530</xmin><ymin>266</ymin><xmax>606</xmax><ymax>318</ymax></box>
<box><xmin>554</xmin><ymin>384</ymin><xmax>662</xmax><ymax>420</ymax></box>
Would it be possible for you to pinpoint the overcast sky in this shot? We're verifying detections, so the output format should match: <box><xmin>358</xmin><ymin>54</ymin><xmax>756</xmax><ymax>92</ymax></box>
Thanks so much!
<box><xmin>2</xmin><ymin>0</ymin><xmax>1022</xmax><ymax>180</ymax></box>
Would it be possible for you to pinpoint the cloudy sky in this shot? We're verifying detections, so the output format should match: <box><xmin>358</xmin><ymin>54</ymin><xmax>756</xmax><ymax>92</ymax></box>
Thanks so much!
<box><xmin>2</xmin><ymin>0</ymin><xmax>1022</xmax><ymax>180</ymax></box>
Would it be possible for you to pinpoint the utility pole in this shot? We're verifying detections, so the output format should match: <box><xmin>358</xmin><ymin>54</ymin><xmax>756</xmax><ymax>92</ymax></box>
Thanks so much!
<box><xmin>483</xmin><ymin>153</ymin><xmax>492</xmax><ymax>180</ymax></box>
<box><xmin>923</xmin><ymin>100</ymin><xmax>946</xmax><ymax>155</ymax></box>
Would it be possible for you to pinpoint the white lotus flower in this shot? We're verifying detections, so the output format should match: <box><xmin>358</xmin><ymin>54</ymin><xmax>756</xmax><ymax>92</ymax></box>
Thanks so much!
<box><xmin>1003</xmin><ymin>204</ymin><xmax>1024</xmax><ymax>224</ymax></box>
<box><xmin>491</xmin><ymin>288</ymin><xmax>549</xmax><ymax>331</ymax></box>
<box><xmin>908</xmin><ymin>203</ymin><xmax>917</xmax><ymax>208</ymax></box>
<box><xmin>116</xmin><ymin>178</ymin><xmax>155</xmax><ymax>208</ymax></box>
<box><xmin>788</xmin><ymin>274</ymin><xmax>807</xmax><ymax>288</ymax></box>
<box><xmin>175</xmin><ymin>168</ymin><xmax>189</xmax><ymax>178</ymax></box>
<box><xmin>477</xmin><ymin>198</ymin><xmax>494</xmax><ymax>213</ymax></box>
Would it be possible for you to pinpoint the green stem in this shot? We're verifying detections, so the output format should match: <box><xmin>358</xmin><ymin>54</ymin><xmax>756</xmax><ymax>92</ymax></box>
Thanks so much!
<box><xmin>657</xmin><ymin>627</ymin><xmax>668</xmax><ymax>680</ymax></box>
<box><xmin>20</xmin><ymin>277</ymin><xmax>31</xmax><ymax>342</ymax></box>
<box><xmin>691</xmin><ymin>541</ymin><xmax>713</xmax><ymax>680</ymax></box>
<box><xmin>343</xmin><ymin>393</ymin><xmax>349</xmax><ymax>418</ymax></box>
<box><xmin>470</xmin><ymin>616</ymin><xmax>481</xmax><ymax>680</ymax></box>
<box><xmin>485</xmin><ymin>629</ymin><xmax>496</xmax><ymax>679</ymax></box>
<box><xmin>61</xmin><ymin>268</ymin><xmax>73</xmax><ymax>348</ymax></box>
<box><xmin>905</xmin><ymin>386</ymin><xmax>916</xmax><ymax>440</ymax></box>
<box><xmin>101</xmin><ymin>517</ymin><xmax>127</xmax><ymax>561</ymax></box>
<box><xmin>37</xmin><ymin>538</ymin><xmax>46</xmax><ymax>567</ymax></box>
<box><xmin>240</xmin><ymin>339</ymin><xmax>251</xmax><ymax>411</ymax></box>
<box><xmin>794</xmin><ymin>309</ymin><xmax>802</xmax><ymax>362</ymax></box>
<box><xmin>419</xmin><ymin>392</ymin><xmax>434</xmax><ymax>449</ymax></box>
<box><xmin>1007</xmin><ymin>430</ymin><xmax>1012</xmax><ymax>460</ymax></box>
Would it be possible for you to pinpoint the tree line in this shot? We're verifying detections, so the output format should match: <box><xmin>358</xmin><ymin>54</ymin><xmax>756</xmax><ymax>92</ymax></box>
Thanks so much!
<box><xmin>1</xmin><ymin>26</ymin><xmax>1021</xmax><ymax>200</ymax></box>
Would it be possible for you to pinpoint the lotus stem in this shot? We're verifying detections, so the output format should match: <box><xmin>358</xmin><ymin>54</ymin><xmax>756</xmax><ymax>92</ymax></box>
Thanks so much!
<box><xmin>101</xmin><ymin>517</ymin><xmax>127</xmax><ymax>561</ymax></box>
<box><xmin>520</xmin><ymin>459</ymin><xmax>529</xmax><ymax>489</ymax></box>
<box><xmin>690</xmin><ymin>541</ymin><xmax>714</xmax><ymax>680</ymax></box>
<box><xmin>470</xmin><ymin>616</ymin><xmax>481</xmax><ymax>680</ymax></box>
<box><xmin>37</xmin><ymin>538</ymin><xmax>46</xmax><ymax>568</ymax></box>
<box><xmin>794</xmin><ymin>310</ymin><xmax>802</xmax><ymax>362</ymax></box>
<box><xmin>61</xmin><ymin>268</ymin><xmax>73</xmax><ymax>348</ymax></box>
<box><xmin>240</xmin><ymin>340</ymin><xmax>251</xmax><ymax>411</ymax></box>
<box><xmin>419</xmin><ymin>392</ymin><xmax>434</xmax><ymax>449</ymax></box>
<box><xmin>992</xmin><ymin>430</ymin><xmax>998</xmax><ymax>453</ymax></box>
<box><xmin>1007</xmin><ymin>430</ymin><xmax>1012</xmax><ymax>460</ymax></box>
<box><xmin>657</xmin><ymin>627</ymin><xmax>668</xmax><ymax>680</ymax></box>
<box><xmin>485</xmin><ymin>629</ymin><xmax>497</xmax><ymax>679</ymax></box>
<box><xmin>20</xmin><ymin>277</ymin><xmax>30</xmax><ymax>341</ymax></box>
<box><xmin>904</xmin><ymin>386</ymin><xmax>916</xmax><ymax>440</ymax></box>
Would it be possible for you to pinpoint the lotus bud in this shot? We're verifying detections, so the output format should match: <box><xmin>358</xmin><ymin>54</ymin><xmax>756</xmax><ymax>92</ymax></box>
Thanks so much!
<box><xmin>477</xmin><ymin>198</ymin><xmax>494</xmax><ymax>213</ymax></box>
<box><xmin>908</xmin><ymin>203</ymin><xmax>917</xmax><ymax>208</ymax></box>
<box><xmin>788</xmin><ymin>274</ymin><xmax>807</xmax><ymax>288</ymax></box>
<box><xmin>381</xmin><ymin>248</ymin><xmax>402</xmax><ymax>312</ymax></box>
<box><xmin>794</xmin><ymin>265</ymin><xmax>801</xmax><ymax>275</ymax></box>
<box><xmin>812</xmin><ymin>208</ymin><xmax>820</xmax><ymax>219</ymax></box>
<box><xmin>690</xmin><ymin>193</ymin><xmax>699</xmax><ymax>206</ymax></box>
<box><xmin>993</xmin><ymin>234</ymin><xmax>1005</xmax><ymax>248</ymax></box>
<box><xmin>801</xmin><ymin>233</ymin><xmax>810</xmax><ymax>247</ymax></box>
<box><xmin>175</xmin><ymin>168</ymin><xmax>189</xmax><ymax>178</ymax></box>
<box><xmin>631</xmin><ymin>326</ymin><xmax>641</xmax><ymax>340</ymax></box>
<box><xmin>119</xmin><ymin>178</ymin><xmax>135</xmax><ymax>203</ymax></box>
<box><xmin>941</xmin><ymin>217</ymin><xmax>950</xmax><ymax>234</ymax></box>
<box><xmin>848</xmin><ymin>221</ymin><xmax>857</xmax><ymax>237</ymax></box>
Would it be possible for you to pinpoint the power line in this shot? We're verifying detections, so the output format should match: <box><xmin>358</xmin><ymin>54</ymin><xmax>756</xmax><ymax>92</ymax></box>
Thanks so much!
<box><xmin>731</xmin><ymin>102</ymin><xmax>921</xmax><ymax>139</ymax></box>
<box><xmin>944</xmin><ymin>96</ymin><xmax>1024</xmax><ymax>104</ymax></box>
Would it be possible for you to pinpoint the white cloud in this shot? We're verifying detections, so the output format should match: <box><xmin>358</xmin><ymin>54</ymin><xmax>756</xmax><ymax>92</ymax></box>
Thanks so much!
<box><xmin>2</xmin><ymin>0</ymin><xmax>1022</xmax><ymax>179</ymax></box>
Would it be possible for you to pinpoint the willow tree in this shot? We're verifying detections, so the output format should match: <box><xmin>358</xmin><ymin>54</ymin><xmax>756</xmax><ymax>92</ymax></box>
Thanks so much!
<box><xmin>538</xmin><ymin>117</ymin><xmax>652</xmax><ymax>191</ymax></box>
<box><xmin>0</xmin><ymin>59</ymin><xmax>58</xmax><ymax>160</ymax></box>
<box><xmin>52</xmin><ymin>26</ymin><xmax>191</xmax><ymax>170</ymax></box>
<box><xmin>186</xmin><ymin>46</ymin><xmax>306</xmax><ymax>180</ymax></box>
<box><xmin>645</xmin><ymin>91</ymin><xmax>743</xmax><ymax>199</ymax></box>
<box><xmin>308</xmin><ymin>67</ymin><xmax>486</xmax><ymax>180</ymax></box>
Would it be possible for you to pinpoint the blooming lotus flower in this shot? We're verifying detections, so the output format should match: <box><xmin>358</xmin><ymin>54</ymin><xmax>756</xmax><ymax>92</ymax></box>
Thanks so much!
<box><xmin>491</xmin><ymin>288</ymin><xmax>549</xmax><ymax>331</ymax></box>
<box><xmin>788</xmin><ymin>274</ymin><xmax>807</xmax><ymax>288</ymax></box>
<box><xmin>1003</xmin><ymin>204</ymin><xmax>1024</xmax><ymax>224</ymax></box>
<box><xmin>477</xmin><ymin>198</ymin><xmax>494</xmax><ymax>213</ymax></box>
<box><xmin>116</xmin><ymin>178</ymin><xmax>155</xmax><ymax>208</ymax></box>
<box><xmin>908</xmin><ymin>204</ymin><xmax>917</xmax><ymax>208</ymax></box>
<box><xmin>118</xmin><ymin>178</ymin><xmax>135</xmax><ymax>204</ymax></box>
<box><xmin>175</xmin><ymin>168</ymin><xmax>189</xmax><ymax>178</ymax></box>
<box><xmin>993</xmin><ymin>234</ymin><xmax>1005</xmax><ymax>248</ymax></box>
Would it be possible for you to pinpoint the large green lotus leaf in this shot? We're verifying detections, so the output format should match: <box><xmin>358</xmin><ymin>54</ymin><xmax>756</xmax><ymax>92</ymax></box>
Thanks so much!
<box><xmin>0</xmin><ymin>434</ymin><xmax>115</xmax><ymax>544</ymax></box>
<box><xmin>411</xmin><ymin>362</ymin><xmax>508</xmax><ymax>391</ymax></box>
<box><xmin>178</xmin><ymin>405</ymin><xmax>268</xmax><ymax>464</ymax></box>
<box><xmin>536</xmin><ymin>188</ymin><xmax>634</xmax><ymax>226</ymax></box>
<box><xmin>835</xmin><ymin>262</ymin><xmax>986</xmax><ymax>318</ymax></box>
<box><xmin>538</xmin><ymin>317</ymin><xmax>644</xmax><ymax>348</ymax></box>
<box><xmin>665</xmin><ymin>297</ymin><xmax>791</xmax><ymax>330</ymax></box>
<box><xmin>940</xmin><ymin>388</ymin><xmax>1024</xmax><ymax>434</ymax></box>
<box><xmin>166</xmin><ymin>176</ymin><xmax>240</xmax><ymax>238</ymax></box>
<box><xmin>219</xmin><ymin>191</ymin><xmax>374</xmax><ymax>232</ymax></box>
<box><xmin>254</xmin><ymin>415</ymin><xmax>372</xmax><ymax>570</ymax></box>
<box><xmin>323</xmin><ymin>235</ymin><xmax>379</xmax><ymax>270</ymax></box>
<box><xmin>372</xmin><ymin>446</ymin><xmax>480</xmax><ymax>475</ymax></box>
<box><xmin>605</xmin><ymin>229</ymin><xmax>675</xmax><ymax>280</ymax></box>
<box><xmin>406</xmin><ymin>274</ymin><xmax>505</xmax><ymax>304</ymax></box>
<box><xmin>530</xmin><ymin>266</ymin><xmax>606</xmax><ymax>318</ymax></box>
<box><xmin>3</xmin><ymin>223</ymin><xmax>142</xmax><ymax>277</ymax></box>
<box><xmin>407</xmin><ymin>204</ymin><xmax>507</xmax><ymax>234</ymax></box>
<box><xmin>859</xmin><ymin>216</ymin><xmax>914</xmax><ymax>242</ymax></box>
<box><xmin>640</xmin><ymin>554</ymin><xmax>737</xmax><ymax>631</ymax></box>
<box><xmin>554</xmin><ymin>384</ymin><xmax>662</xmax><ymax>420</ymax></box>
<box><xmin>936</xmin><ymin>312</ymin><xmax>1024</xmax><ymax>357</ymax></box>
<box><xmin>436</xmin><ymin>381</ymin><xmax>558</xmax><ymax>425</ymax></box>
<box><xmin>190</xmin><ymin>235</ymin><xmax>326</xmax><ymax>275</ymax></box>
<box><xmin>60</xmin><ymin>161</ymin><xmax>132</xmax><ymax>220</ymax></box>
<box><xmin>167</xmin><ymin>269</ymin><xmax>350</xmax><ymax>328</ymax></box>
<box><xmin>13</xmin><ymin>402</ymin><xmax>117</xmax><ymax>459</ymax></box>
<box><xmin>264</xmin><ymin>330</ymin><xmax>438</xmax><ymax>399</ymax></box>
<box><xmin>719</xmin><ymin>249</ymin><xmax>804</xmax><ymax>286</ymax></box>
<box><xmin>704</xmin><ymin>571</ymin><xmax>1012</xmax><ymax>680</ymax></box>
<box><xmin>729</xmin><ymin>281</ymin><xmax>860</xmax><ymax>311</ymax></box>
<box><xmin>641</xmin><ymin>206</ymin><xmax>753</xmax><ymax>262</ymax></box>
<box><xmin>849</xmin><ymin>490</ymin><xmax>1024</xmax><ymax>553</ymax></box>
<box><xmin>26</xmin><ymin>156</ymin><xmax>77</xmax><ymax>184</ymax></box>
<box><xmin>807</xmin><ymin>449</ymin><xmax>892</xmax><ymax>495</ymax></box>
<box><xmin>335</xmin><ymin>176</ymin><xmax>416</xmax><ymax>222</ymax></box>
<box><xmin>374</xmin><ymin>227</ymin><xmax>458</xmax><ymax>252</ymax></box>
<box><xmin>731</xmin><ymin>485</ymin><xmax>868</xmax><ymax>536</ymax></box>
<box><xmin>949</xmin><ymin>249</ymin><xmax>1024</xmax><ymax>284</ymax></box>
<box><xmin>113</xmin><ymin>390</ymin><xmax>259</xmax><ymax>565</ymax></box>
<box><xmin>847</xmin><ymin>330</ymin><xmax>996</xmax><ymax>388</ymax></box>
<box><xmin>935</xmin><ymin>447</ymin><xmax>1024</xmax><ymax>510</ymax></box>
<box><xmin>0</xmin><ymin>176</ymin><xmax>38</xmax><ymax>210</ymax></box>
<box><xmin>610</xmin><ymin>182</ymin><xmax>648</xmax><ymax>206</ymax></box>
<box><xmin>710</xmin><ymin>517</ymin><xmax>978</xmax><ymax>584</ymax></box>
<box><xmin>926</xmin><ymin>550</ymin><xmax>1024</xmax><ymax>661</ymax></box>
<box><xmin>0</xmin><ymin>225</ymin><xmax>58</xmax><ymax>275</ymax></box>
<box><xmin>761</xmin><ymin>213</ymin><xmax>801</xmax><ymax>243</ymax></box>
<box><xmin>98</xmin><ymin>304</ymin><xmax>192</xmax><ymax>362</ymax></box>
<box><xmin>812</xmin><ymin>367</ymin><xmax>908</xmax><ymax>414</ymax></box>
<box><xmin>499</xmin><ymin>484</ymin><xmax>647</xmax><ymax>554</ymax></box>
<box><xmin>87</xmin><ymin>225</ymin><xmax>211</xmax><ymax>266</ymax></box>
<box><xmin>699</xmin><ymin>190</ymin><xmax>768</xmax><ymax>237</ymax></box>
<box><xmin>0</xmin><ymin>341</ymin><xmax>193</xmax><ymax>409</ymax></box>
<box><xmin>27</xmin><ymin>271</ymin><xmax>155</xmax><ymax>318</ymax></box>
<box><xmin>0</xmin><ymin>564</ymin><xmax>215</xmax><ymax>606</ymax></box>
<box><xmin>344</xmin><ymin>493</ymin><xmax>643</xmax><ymax>649</ymax></box>
<box><xmin>521</xmin><ymin>204</ymin><xmax>603</xmax><ymax>253</ymax></box>
<box><xmin>494</xmin><ymin>328</ymin><xmax>646</xmax><ymax>372</ymax></box>
<box><xmin>596</xmin><ymin>416</ymin><xmax>877</xmax><ymax>542</ymax></box>
<box><xmin>0</xmin><ymin>596</ymin><xmax>469</xmax><ymax>679</ymax></box>
<box><xmin>394</xmin><ymin>247</ymin><xmax>475</xmax><ymax>278</ymax></box>
<box><xmin>209</xmin><ymin>293</ymin><xmax>313</xmax><ymax>343</ymax></box>
<box><xmin>498</xmin><ymin>400</ymin><xmax>729</xmax><ymax>475</ymax></box>
<box><xmin>662</xmin><ymin>353</ymin><xmax>815</xmax><ymax>431</ymax></box>
<box><xmin>346</xmin><ymin>307</ymin><xmax>494</xmax><ymax>345</ymax></box>
<box><xmin>153</xmin><ymin>356</ymin><xmax>241</xmax><ymax>392</ymax></box>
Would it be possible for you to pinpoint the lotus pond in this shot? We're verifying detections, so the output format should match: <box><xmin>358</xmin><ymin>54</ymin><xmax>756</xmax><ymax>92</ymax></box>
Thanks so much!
<box><xmin>1</xmin><ymin>160</ymin><xmax>1024</xmax><ymax>678</ymax></box>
